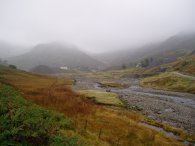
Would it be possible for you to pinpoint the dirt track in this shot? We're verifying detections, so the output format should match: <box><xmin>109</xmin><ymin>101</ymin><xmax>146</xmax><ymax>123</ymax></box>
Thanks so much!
<box><xmin>173</xmin><ymin>72</ymin><xmax>195</xmax><ymax>80</ymax></box>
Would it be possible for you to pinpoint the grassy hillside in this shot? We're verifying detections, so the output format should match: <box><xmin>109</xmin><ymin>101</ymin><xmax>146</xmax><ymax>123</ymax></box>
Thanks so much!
<box><xmin>94</xmin><ymin>33</ymin><xmax>195</xmax><ymax>68</ymax></box>
<box><xmin>140</xmin><ymin>54</ymin><xmax>195</xmax><ymax>94</ymax></box>
<box><xmin>141</xmin><ymin>72</ymin><xmax>195</xmax><ymax>94</ymax></box>
<box><xmin>0</xmin><ymin>85</ymin><xmax>83</xmax><ymax>146</ymax></box>
<box><xmin>143</xmin><ymin>54</ymin><xmax>195</xmax><ymax>76</ymax></box>
<box><xmin>102</xmin><ymin>54</ymin><xmax>195</xmax><ymax>80</ymax></box>
<box><xmin>0</xmin><ymin>65</ymin><xmax>189</xmax><ymax>145</ymax></box>
<box><xmin>164</xmin><ymin>55</ymin><xmax>195</xmax><ymax>76</ymax></box>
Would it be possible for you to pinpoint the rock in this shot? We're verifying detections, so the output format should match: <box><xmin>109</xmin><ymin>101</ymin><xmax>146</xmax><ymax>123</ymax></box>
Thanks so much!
<box><xmin>136</xmin><ymin>106</ymin><xmax>143</xmax><ymax>111</ymax></box>
<box><xmin>148</xmin><ymin>115</ymin><xmax>156</xmax><ymax>120</ymax></box>
<box><xmin>106</xmin><ymin>89</ymin><xmax>111</xmax><ymax>92</ymax></box>
<box><xmin>131</xmin><ymin>105</ymin><xmax>143</xmax><ymax>111</ymax></box>
<box><xmin>164</xmin><ymin>108</ymin><xmax>174</xmax><ymax>112</ymax></box>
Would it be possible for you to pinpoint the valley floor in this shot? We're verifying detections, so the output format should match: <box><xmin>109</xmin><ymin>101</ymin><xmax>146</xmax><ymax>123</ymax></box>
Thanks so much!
<box><xmin>71</xmin><ymin>74</ymin><xmax>195</xmax><ymax>133</ymax></box>
<box><xmin>1</xmin><ymin>65</ymin><xmax>194</xmax><ymax>145</ymax></box>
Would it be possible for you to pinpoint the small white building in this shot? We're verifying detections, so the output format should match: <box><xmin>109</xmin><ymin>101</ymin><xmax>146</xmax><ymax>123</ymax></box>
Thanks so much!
<box><xmin>136</xmin><ymin>62</ymin><xmax>142</xmax><ymax>68</ymax></box>
<box><xmin>60</xmin><ymin>66</ymin><xmax>68</xmax><ymax>70</ymax></box>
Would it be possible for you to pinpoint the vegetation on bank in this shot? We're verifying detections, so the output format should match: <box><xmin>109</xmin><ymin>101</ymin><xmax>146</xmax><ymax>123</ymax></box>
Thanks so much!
<box><xmin>0</xmin><ymin>85</ymin><xmax>82</xmax><ymax>146</ymax></box>
<box><xmin>141</xmin><ymin>54</ymin><xmax>195</xmax><ymax>77</ymax></box>
<box><xmin>79</xmin><ymin>90</ymin><xmax>124</xmax><ymax>106</ymax></box>
<box><xmin>144</xmin><ymin>118</ymin><xmax>195</xmax><ymax>144</ymax></box>
<box><xmin>97</xmin><ymin>81</ymin><xmax>128</xmax><ymax>89</ymax></box>
<box><xmin>141</xmin><ymin>72</ymin><xmax>195</xmax><ymax>94</ymax></box>
<box><xmin>165</xmin><ymin>55</ymin><xmax>195</xmax><ymax>76</ymax></box>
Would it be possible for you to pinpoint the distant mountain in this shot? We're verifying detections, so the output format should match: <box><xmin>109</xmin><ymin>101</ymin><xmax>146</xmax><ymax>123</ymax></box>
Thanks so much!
<box><xmin>0</xmin><ymin>41</ymin><xmax>29</xmax><ymax>59</ymax></box>
<box><xmin>8</xmin><ymin>42</ymin><xmax>104</xmax><ymax>71</ymax></box>
<box><xmin>94</xmin><ymin>33</ymin><xmax>195</xmax><ymax>68</ymax></box>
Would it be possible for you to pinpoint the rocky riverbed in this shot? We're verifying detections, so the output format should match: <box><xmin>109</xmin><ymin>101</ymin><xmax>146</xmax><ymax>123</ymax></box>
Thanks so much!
<box><xmin>73</xmin><ymin>77</ymin><xmax>195</xmax><ymax>133</ymax></box>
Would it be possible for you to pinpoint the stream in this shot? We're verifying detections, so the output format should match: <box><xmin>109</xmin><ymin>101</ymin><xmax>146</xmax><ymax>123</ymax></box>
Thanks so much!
<box><xmin>94</xmin><ymin>79</ymin><xmax>195</xmax><ymax>109</ymax></box>
<box><xmin>74</xmin><ymin>77</ymin><xmax>195</xmax><ymax>145</ymax></box>
<box><xmin>94</xmin><ymin>80</ymin><xmax>195</xmax><ymax>145</ymax></box>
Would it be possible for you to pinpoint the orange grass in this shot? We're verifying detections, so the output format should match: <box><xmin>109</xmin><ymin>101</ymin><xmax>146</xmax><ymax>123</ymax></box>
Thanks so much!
<box><xmin>0</xmin><ymin>65</ymin><xmax>185</xmax><ymax>146</ymax></box>
<box><xmin>0</xmin><ymin>66</ymin><xmax>94</xmax><ymax>116</ymax></box>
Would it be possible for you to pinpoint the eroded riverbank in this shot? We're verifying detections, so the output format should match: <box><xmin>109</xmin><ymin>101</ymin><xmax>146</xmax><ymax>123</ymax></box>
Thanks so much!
<box><xmin>109</xmin><ymin>78</ymin><xmax>195</xmax><ymax>133</ymax></box>
<box><xmin>73</xmin><ymin>77</ymin><xmax>195</xmax><ymax>133</ymax></box>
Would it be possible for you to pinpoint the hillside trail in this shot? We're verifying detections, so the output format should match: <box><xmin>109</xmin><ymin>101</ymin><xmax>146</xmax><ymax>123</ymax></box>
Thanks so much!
<box><xmin>172</xmin><ymin>72</ymin><xmax>195</xmax><ymax>80</ymax></box>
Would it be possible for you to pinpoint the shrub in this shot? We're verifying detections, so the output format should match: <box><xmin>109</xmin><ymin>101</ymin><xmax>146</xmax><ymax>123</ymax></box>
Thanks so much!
<box><xmin>9</xmin><ymin>65</ymin><xmax>17</xmax><ymax>69</ymax></box>
<box><xmin>0</xmin><ymin>85</ymin><xmax>80</xmax><ymax>146</ymax></box>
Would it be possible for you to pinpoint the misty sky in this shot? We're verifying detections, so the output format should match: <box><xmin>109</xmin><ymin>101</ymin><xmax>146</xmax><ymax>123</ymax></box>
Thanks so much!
<box><xmin>0</xmin><ymin>0</ymin><xmax>194</xmax><ymax>53</ymax></box>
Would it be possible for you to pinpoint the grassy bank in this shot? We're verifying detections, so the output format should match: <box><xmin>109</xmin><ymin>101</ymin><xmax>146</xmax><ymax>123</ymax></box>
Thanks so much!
<box><xmin>79</xmin><ymin>90</ymin><xmax>124</xmax><ymax>106</ymax></box>
<box><xmin>97</xmin><ymin>81</ymin><xmax>128</xmax><ymax>89</ymax></box>
<box><xmin>141</xmin><ymin>72</ymin><xmax>195</xmax><ymax>94</ymax></box>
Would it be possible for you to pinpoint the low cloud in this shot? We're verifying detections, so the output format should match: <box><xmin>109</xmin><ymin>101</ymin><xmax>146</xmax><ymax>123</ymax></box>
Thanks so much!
<box><xmin>0</xmin><ymin>0</ymin><xmax>194</xmax><ymax>53</ymax></box>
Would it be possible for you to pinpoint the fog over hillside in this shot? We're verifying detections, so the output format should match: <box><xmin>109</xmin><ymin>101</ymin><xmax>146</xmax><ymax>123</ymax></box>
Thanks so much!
<box><xmin>0</xmin><ymin>0</ymin><xmax>194</xmax><ymax>54</ymax></box>
<box><xmin>93</xmin><ymin>33</ymin><xmax>195</xmax><ymax>67</ymax></box>
<box><xmin>0</xmin><ymin>41</ymin><xmax>30</xmax><ymax>59</ymax></box>
<box><xmin>8</xmin><ymin>42</ymin><xmax>104</xmax><ymax>70</ymax></box>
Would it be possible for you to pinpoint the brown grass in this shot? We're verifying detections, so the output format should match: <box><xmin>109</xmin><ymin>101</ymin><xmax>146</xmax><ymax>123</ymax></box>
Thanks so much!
<box><xmin>0</xmin><ymin>66</ymin><xmax>94</xmax><ymax>117</ymax></box>
<box><xmin>0</xmin><ymin>65</ymin><xmax>185</xmax><ymax>146</ymax></box>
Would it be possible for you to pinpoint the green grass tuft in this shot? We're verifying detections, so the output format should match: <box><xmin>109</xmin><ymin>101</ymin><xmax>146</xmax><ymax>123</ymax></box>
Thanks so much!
<box><xmin>79</xmin><ymin>90</ymin><xmax>124</xmax><ymax>106</ymax></box>
<box><xmin>0</xmin><ymin>85</ymin><xmax>81</xmax><ymax>146</ymax></box>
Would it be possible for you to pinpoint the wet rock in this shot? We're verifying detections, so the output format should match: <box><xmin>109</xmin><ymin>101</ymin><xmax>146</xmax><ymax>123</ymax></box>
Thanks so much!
<box><xmin>164</xmin><ymin>108</ymin><xmax>174</xmax><ymax>112</ymax></box>
<box><xmin>106</xmin><ymin>89</ymin><xmax>111</xmax><ymax>92</ymax></box>
<box><xmin>131</xmin><ymin>105</ymin><xmax>143</xmax><ymax>111</ymax></box>
<box><xmin>147</xmin><ymin>115</ymin><xmax>156</xmax><ymax>120</ymax></box>
<box><xmin>137</xmin><ymin>106</ymin><xmax>143</xmax><ymax>111</ymax></box>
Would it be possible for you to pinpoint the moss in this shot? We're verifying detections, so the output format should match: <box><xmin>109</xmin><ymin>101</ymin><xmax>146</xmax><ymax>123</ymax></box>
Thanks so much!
<box><xmin>79</xmin><ymin>90</ymin><xmax>124</xmax><ymax>106</ymax></box>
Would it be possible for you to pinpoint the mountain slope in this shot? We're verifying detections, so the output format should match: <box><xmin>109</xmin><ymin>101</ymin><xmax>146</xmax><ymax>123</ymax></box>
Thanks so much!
<box><xmin>8</xmin><ymin>42</ymin><xmax>104</xmax><ymax>70</ymax></box>
<box><xmin>159</xmin><ymin>54</ymin><xmax>195</xmax><ymax>76</ymax></box>
<box><xmin>94</xmin><ymin>33</ymin><xmax>195</xmax><ymax>68</ymax></box>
